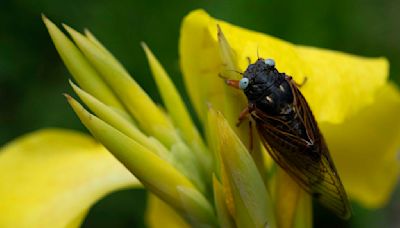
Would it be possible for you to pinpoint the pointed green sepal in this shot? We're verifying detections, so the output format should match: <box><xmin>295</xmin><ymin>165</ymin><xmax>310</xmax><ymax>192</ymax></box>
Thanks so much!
<box><xmin>42</xmin><ymin>16</ymin><xmax>124</xmax><ymax>110</ymax></box>
<box><xmin>65</xmin><ymin>95</ymin><xmax>200</xmax><ymax>213</ymax></box>
<box><xmin>69</xmin><ymin>81</ymin><xmax>170</xmax><ymax>160</ymax></box>
<box><xmin>63</xmin><ymin>24</ymin><xmax>179</xmax><ymax>148</ymax></box>
<box><xmin>217</xmin><ymin>26</ymin><xmax>250</xmax><ymax>146</ymax></box>
<box><xmin>142</xmin><ymin>42</ymin><xmax>213</xmax><ymax>183</ymax></box>
<box><xmin>210</xmin><ymin>108</ymin><xmax>276</xmax><ymax>228</ymax></box>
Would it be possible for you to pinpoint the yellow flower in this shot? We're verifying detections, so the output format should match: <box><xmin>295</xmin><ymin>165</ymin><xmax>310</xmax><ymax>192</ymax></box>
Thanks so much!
<box><xmin>180</xmin><ymin>9</ymin><xmax>400</xmax><ymax>208</ymax></box>
<box><xmin>0</xmin><ymin>9</ymin><xmax>399</xmax><ymax>228</ymax></box>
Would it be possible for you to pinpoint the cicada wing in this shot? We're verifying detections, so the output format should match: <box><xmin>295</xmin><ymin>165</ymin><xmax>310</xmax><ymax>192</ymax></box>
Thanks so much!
<box><xmin>254</xmin><ymin>78</ymin><xmax>352</xmax><ymax>219</ymax></box>
<box><xmin>255</xmin><ymin>121</ymin><xmax>351</xmax><ymax>219</ymax></box>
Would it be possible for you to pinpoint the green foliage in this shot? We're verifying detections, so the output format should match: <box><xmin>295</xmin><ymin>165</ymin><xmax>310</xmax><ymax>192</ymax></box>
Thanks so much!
<box><xmin>1</xmin><ymin>0</ymin><xmax>399</xmax><ymax>227</ymax></box>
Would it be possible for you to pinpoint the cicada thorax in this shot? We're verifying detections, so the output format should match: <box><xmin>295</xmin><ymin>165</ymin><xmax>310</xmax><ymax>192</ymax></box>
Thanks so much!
<box><xmin>243</xmin><ymin>59</ymin><xmax>310</xmax><ymax>144</ymax></box>
<box><xmin>244</xmin><ymin>64</ymin><xmax>324</xmax><ymax>181</ymax></box>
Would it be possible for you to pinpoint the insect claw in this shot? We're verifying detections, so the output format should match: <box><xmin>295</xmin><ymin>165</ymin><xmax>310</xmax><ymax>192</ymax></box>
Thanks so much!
<box><xmin>285</xmin><ymin>75</ymin><xmax>293</xmax><ymax>81</ymax></box>
<box><xmin>236</xmin><ymin>117</ymin><xmax>245</xmax><ymax>127</ymax></box>
<box><xmin>292</xmin><ymin>76</ymin><xmax>308</xmax><ymax>87</ymax></box>
<box><xmin>297</xmin><ymin>77</ymin><xmax>308</xmax><ymax>87</ymax></box>
<box><xmin>236</xmin><ymin>107</ymin><xmax>250</xmax><ymax>126</ymax></box>
<box><xmin>286</xmin><ymin>75</ymin><xmax>308</xmax><ymax>88</ymax></box>
<box><xmin>246</xmin><ymin>56</ymin><xmax>251</xmax><ymax>64</ymax></box>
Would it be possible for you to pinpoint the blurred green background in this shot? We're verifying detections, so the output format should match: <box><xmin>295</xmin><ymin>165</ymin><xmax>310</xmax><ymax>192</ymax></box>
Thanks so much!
<box><xmin>1</xmin><ymin>0</ymin><xmax>399</xmax><ymax>227</ymax></box>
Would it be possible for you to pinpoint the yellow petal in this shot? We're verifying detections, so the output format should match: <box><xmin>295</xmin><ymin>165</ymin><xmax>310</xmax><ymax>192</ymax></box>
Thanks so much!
<box><xmin>275</xmin><ymin>168</ymin><xmax>301</xmax><ymax>228</ymax></box>
<box><xmin>0</xmin><ymin>129</ymin><xmax>139</xmax><ymax>228</ymax></box>
<box><xmin>295</xmin><ymin>46</ymin><xmax>388</xmax><ymax>123</ymax></box>
<box><xmin>43</xmin><ymin>16</ymin><xmax>124</xmax><ymax>111</ymax></box>
<box><xmin>293</xmin><ymin>192</ymin><xmax>312</xmax><ymax>228</ymax></box>
<box><xmin>146</xmin><ymin>194</ymin><xmax>190</xmax><ymax>228</ymax></box>
<box><xmin>180</xmin><ymin>9</ymin><xmax>388</xmax><ymax>124</ymax></box>
<box><xmin>180</xmin><ymin>10</ymin><xmax>224</xmax><ymax>123</ymax></box>
<box><xmin>321</xmin><ymin>83</ymin><xmax>400</xmax><ymax>208</ymax></box>
<box><xmin>274</xmin><ymin>167</ymin><xmax>312</xmax><ymax>228</ymax></box>
<box><xmin>212</xmin><ymin>175</ymin><xmax>236</xmax><ymax>228</ymax></box>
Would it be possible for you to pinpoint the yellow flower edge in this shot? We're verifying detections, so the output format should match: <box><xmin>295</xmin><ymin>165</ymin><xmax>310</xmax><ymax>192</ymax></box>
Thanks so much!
<box><xmin>180</xmin><ymin>9</ymin><xmax>388</xmax><ymax>125</ymax></box>
<box><xmin>180</xmin><ymin>9</ymin><xmax>399</xmax><ymax>208</ymax></box>
<box><xmin>321</xmin><ymin>83</ymin><xmax>400</xmax><ymax>208</ymax></box>
<box><xmin>0</xmin><ymin>129</ymin><xmax>140</xmax><ymax>228</ymax></box>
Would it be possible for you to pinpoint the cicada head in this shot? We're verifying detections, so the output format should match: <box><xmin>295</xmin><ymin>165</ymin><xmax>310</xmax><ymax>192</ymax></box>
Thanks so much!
<box><xmin>240</xmin><ymin>58</ymin><xmax>281</xmax><ymax>101</ymax></box>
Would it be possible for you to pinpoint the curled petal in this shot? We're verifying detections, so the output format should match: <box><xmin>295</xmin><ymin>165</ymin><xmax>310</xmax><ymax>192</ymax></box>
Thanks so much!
<box><xmin>0</xmin><ymin>129</ymin><xmax>139</xmax><ymax>228</ymax></box>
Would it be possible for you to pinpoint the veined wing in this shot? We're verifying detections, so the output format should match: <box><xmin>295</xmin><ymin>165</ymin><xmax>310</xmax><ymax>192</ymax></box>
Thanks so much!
<box><xmin>252</xmin><ymin>78</ymin><xmax>352</xmax><ymax>219</ymax></box>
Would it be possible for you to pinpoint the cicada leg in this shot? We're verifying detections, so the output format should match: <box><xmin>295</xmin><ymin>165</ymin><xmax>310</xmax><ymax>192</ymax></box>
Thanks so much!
<box><xmin>236</xmin><ymin>106</ymin><xmax>250</xmax><ymax>126</ymax></box>
<box><xmin>246</xmin><ymin>56</ymin><xmax>251</xmax><ymax>64</ymax></box>
<box><xmin>285</xmin><ymin>75</ymin><xmax>308</xmax><ymax>88</ymax></box>
<box><xmin>248</xmin><ymin>120</ymin><xmax>254</xmax><ymax>152</ymax></box>
<box><xmin>236</xmin><ymin>104</ymin><xmax>255</xmax><ymax>151</ymax></box>
<box><xmin>219</xmin><ymin>74</ymin><xmax>241</xmax><ymax>89</ymax></box>
<box><xmin>296</xmin><ymin>77</ymin><xmax>308</xmax><ymax>87</ymax></box>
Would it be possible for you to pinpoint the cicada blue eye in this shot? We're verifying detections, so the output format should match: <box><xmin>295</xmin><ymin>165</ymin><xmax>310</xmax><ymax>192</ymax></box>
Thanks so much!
<box><xmin>239</xmin><ymin>78</ymin><xmax>249</xmax><ymax>90</ymax></box>
<box><xmin>264</xmin><ymin>58</ymin><xmax>275</xmax><ymax>67</ymax></box>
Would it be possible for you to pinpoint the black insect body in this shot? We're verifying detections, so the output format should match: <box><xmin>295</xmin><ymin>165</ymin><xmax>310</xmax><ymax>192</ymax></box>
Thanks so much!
<box><xmin>225</xmin><ymin>58</ymin><xmax>352</xmax><ymax>219</ymax></box>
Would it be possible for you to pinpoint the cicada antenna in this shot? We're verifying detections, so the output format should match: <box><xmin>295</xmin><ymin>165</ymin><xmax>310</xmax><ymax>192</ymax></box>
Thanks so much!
<box><xmin>218</xmin><ymin>73</ymin><xmax>228</xmax><ymax>80</ymax></box>
<box><xmin>219</xmin><ymin>70</ymin><xmax>243</xmax><ymax>79</ymax></box>
<box><xmin>226</xmin><ymin>69</ymin><xmax>243</xmax><ymax>75</ymax></box>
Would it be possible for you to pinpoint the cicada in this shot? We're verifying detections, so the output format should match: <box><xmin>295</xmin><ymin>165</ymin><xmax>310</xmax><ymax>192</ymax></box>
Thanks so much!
<box><xmin>224</xmin><ymin>58</ymin><xmax>352</xmax><ymax>219</ymax></box>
